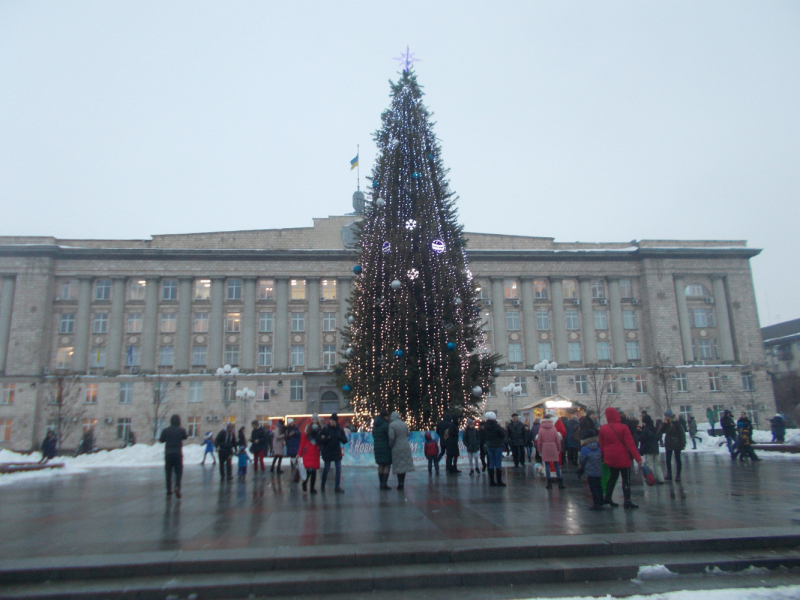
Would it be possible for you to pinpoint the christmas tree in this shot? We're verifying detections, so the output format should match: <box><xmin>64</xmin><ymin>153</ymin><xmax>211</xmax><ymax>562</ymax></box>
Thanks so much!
<box><xmin>341</xmin><ymin>64</ymin><xmax>499</xmax><ymax>430</ymax></box>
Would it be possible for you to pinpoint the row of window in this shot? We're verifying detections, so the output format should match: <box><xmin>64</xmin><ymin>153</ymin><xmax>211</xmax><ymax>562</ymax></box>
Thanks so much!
<box><xmin>505</xmin><ymin>340</ymin><xmax>641</xmax><ymax>364</ymax></box>
<box><xmin>479</xmin><ymin>278</ymin><xmax>637</xmax><ymax>301</ymax></box>
<box><xmin>500</xmin><ymin>309</ymin><xmax>638</xmax><ymax>332</ymax></box>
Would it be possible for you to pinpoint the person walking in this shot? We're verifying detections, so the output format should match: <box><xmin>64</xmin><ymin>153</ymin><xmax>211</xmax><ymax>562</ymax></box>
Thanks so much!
<box><xmin>424</xmin><ymin>431</ymin><xmax>440</xmax><ymax>475</ymax></box>
<box><xmin>463</xmin><ymin>418</ymin><xmax>481</xmax><ymax>476</ymax></box>
<box><xmin>707</xmin><ymin>406</ymin><xmax>717</xmax><ymax>435</ymax></box>
<box><xmin>249</xmin><ymin>420</ymin><xmax>268</xmax><ymax>474</ymax></box>
<box><xmin>201</xmin><ymin>432</ymin><xmax>216</xmax><ymax>465</ymax></box>
<box><xmin>598</xmin><ymin>407</ymin><xmax>642</xmax><ymax>509</ymax></box>
<box><xmin>388</xmin><ymin>411</ymin><xmax>415</xmax><ymax>489</ymax></box>
<box><xmin>271</xmin><ymin>422</ymin><xmax>285</xmax><ymax>474</ymax></box>
<box><xmin>537</xmin><ymin>413</ymin><xmax>565</xmax><ymax>489</ymax></box>
<box><xmin>506</xmin><ymin>413</ymin><xmax>526</xmax><ymax>468</ymax></box>
<box><xmin>524</xmin><ymin>422</ymin><xmax>534</xmax><ymax>464</ymax></box>
<box><xmin>215</xmin><ymin>423</ymin><xmax>237</xmax><ymax>482</ymax></box>
<box><xmin>770</xmin><ymin>414</ymin><xmax>786</xmax><ymax>444</ymax></box>
<box><xmin>478</xmin><ymin>419</ymin><xmax>488</xmax><ymax>472</ymax></box>
<box><xmin>530</xmin><ymin>417</ymin><xmax>541</xmax><ymax>463</ymax></box>
<box><xmin>638</xmin><ymin>415</ymin><xmax>665</xmax><ymax>484</ymax></box>
<box><xmin>578</xmin><ymin>429</ymin><xmax>604</xmax><ymax>510</ymax></box>
<box><xmin>662</xmin><ymin>409</ymin><xmax>686</xmax><ymax>482</ymax></box>
<box><xmin>720</xmin><ymin>410</ymin><xmax>737</xmax><ymax>455</ymax></box>
<box><xmin>436</xmin><ymin>414</ymin><xmax>450</xmax><ymax>463</ymax></box>
<box><xmin>445</xmin><ymin>415</ymin><xmax>461</xmax><ymax>474</ymax></box>
<box><xmin>39</xmin><ymin>431</ymin><xmax>57</xmax><ymax>464</ymax></box>
<box><xmin>319</xmin><ymin>413</ymin><xmax>347</xmax><ymax>493</ymax></box>
<box><xmin>236</xmin><ymin>446</ymin><xmax>251</xmax><ymax>481</ymax></box>
<box><xmin>284</xmin><ymin>418</ymin><xmax>301</xmax><ymax>477</ymax></box>
<box><xmin>688</xmin><ymin>416</ymin><xmax>700</xmax><ymax>450</ymax></box>
<box><xmin>483</xmin><ymin>412</ymin><xmax>506</xmax><ymax>487</ymax></box>
<box><xmin>734</xmin><ymin>413</ymin><xmax>760</xmax><ymax>461</ymax></box>
<box><xmin>297</xmin><ymin>418</ymin><xmax>321</xmax><ymax>493</ymax></box>
<box><xmin>160</xmin><ymin>414</ymin><xmax>188</xmax><ymax>498</ymax></box>
<box><xmin>373</xmin><ymin>411</ymin><xmax>393</xmax><ymax>489</ymax></box>
<box><xmin>565</xmin><ymin>414</ymin><xmax>580</xmax><ymax>467</ymax></box>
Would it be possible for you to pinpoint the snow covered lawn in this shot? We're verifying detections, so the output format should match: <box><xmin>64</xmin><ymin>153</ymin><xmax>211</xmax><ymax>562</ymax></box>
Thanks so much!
<box><xmin>517</xmin><ymin>587</ymin><xmax>800</xmax><ymax>600</ymax></box>
<box><xmin>683</xmin><ymin>426</ymin><xmax>800</xmax><ymax>458</ymax></box>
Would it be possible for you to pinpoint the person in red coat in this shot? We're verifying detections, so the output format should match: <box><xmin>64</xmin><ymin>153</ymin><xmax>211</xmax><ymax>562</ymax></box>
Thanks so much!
<box><xmin>599</xmin><ymin>407</ymin><xmax>643</xmax><ymax>509</ymax></box>
<box><xmin>297</xmin><ymin>418</ymin><xmax>321</xmax><ymax>494</ymax></box>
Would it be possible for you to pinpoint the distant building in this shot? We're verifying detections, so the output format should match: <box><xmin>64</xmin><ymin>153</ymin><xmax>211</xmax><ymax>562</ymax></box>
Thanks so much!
<box><xmin>763</xmin><ymin>318</ymin><xmax>800</xmax><ymax>374</ymax></box>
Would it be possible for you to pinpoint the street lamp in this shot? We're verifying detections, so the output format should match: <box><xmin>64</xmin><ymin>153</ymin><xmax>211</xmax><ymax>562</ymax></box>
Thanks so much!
<box><xmin>533</xmin><ymin>359</ymin><xmax>558</xmax><ymax>396</ymax></box>
<box><xmin>235</xmin><ymin>387</ymin><xmax>257</xmax><ymax>424</ymax></box>
<box><xmin>502</xmin><ymin>382</ymin><xmax>523</xmax><ymax>414</ymax></box>
<box><xmin>215</xmin><ymin>364</ymin><xmax>239</xmax><ymax>413</ymax></box>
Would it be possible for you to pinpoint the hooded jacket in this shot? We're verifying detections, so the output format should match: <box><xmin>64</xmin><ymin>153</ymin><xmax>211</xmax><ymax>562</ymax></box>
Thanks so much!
<box><xmin>638</xmin><ymin>416</ymin><xmax>660</xmax><ymax>455</ymax></box>
<box><xmin>463</xmin><ymin>425</ymin><xmax>481</xmax><ymax>453</ymax></box>
<box><xmin>535</xmin><ymin>418</ymin><xmax>563</xmax><ymax>464</ymax></box>
<box><xmin>579</xmin><ymin>436</ymin><xmax>602</xmax><ymax>478</ymax></box>
<box><xmin>159</xmin><ymin>415</ymin><xmax>187</xmax><ymax>457</ymax></box>
<box><xmin>484</xmin><ymin>419</ymin><xmax>506</xmax><ymax>449</ymax></box>
<box><xmin>388</xmin><ymin>412</ymin><xmax>415</xmax><ymax>474</ymax></box>
<box><xmin>372</xmin><ymin>415</ymin><xmax>392</xmax><ymax>465</ymax></box>
<box><xmin>598</xmin><ymin>407</ymin><xmax>642</xmax><ymax>469</ymax></box>
<box><xmin>297</xmin><ymin>427</ymin><xmax>321</xmax><ymax>470</ymax></box>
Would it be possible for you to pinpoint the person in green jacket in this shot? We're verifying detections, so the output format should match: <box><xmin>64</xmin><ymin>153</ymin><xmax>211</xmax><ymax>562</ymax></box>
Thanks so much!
<box><xmin>706</xmin><ymin>406</ymin><xmax>717</xmax><ymax>434</ymax></box>
<box><xmin>372</xmin><ymin>410</ymin><xmax>392</xmax><ymax>490</ymax></box>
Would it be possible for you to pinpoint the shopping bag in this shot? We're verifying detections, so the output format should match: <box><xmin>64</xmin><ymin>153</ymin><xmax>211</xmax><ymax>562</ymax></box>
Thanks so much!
<box><xmin>641</xmin><ymin>464</ymin><xmax>656</xmax><ymax>487</ymax></box>
<box><xmin>296</xmin><ymin>459</ymin><xmax>306</xmax><ymax>481</ymax></box>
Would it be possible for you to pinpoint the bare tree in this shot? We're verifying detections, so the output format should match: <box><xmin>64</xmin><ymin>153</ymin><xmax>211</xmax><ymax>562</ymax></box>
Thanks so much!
<box><xmin>43</xmin><ymin>375</ymin><xmax>85</xmax><ymax>450</ymax></box>
<box><xmin>143</xmin><ymin>368</ymin><xmax>173</xmax><ymax>442</ymax></box>
<box><xmin>585</xmin><ymin>364</ymin><xmax>617</xmax><ymax>418</ymax></box>
<box><xmin>650</xmin><ymin>352</ymin><xmax>677</xmax><ymax>413</ymax></box>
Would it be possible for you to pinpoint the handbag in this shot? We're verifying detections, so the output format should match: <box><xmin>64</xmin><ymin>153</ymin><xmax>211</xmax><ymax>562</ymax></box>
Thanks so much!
<box><xmin>641</xmin><ymin>464</ymin><xmax>656</xmax><ymax>486</ymax></box>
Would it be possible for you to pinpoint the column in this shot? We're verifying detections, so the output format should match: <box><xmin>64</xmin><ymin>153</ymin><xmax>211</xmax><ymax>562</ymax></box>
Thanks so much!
<box><xmin>208</xmin><ymin>278</ymin><xmax>224</xmax><ymax>370</ymax></box>
<box><xmin>174</xmin><ymin>278</ymin><xmax>193</xmax><ymax>373</ymax></box>
<box><xmin>578</xmin><ymin>278</ymin><xmax>598</xmax><ymax>364</ymax></box>
<box><xmin>549</xmin><ymin>277</ymin><xmax>569</xmax><ymax>364</ymax></box>
<box><xmin>0</xmin><ymin>276</ymin><xmax>16</xmax><ymax>374</ymax></box>
<box><xmin>72</xmin><ymin>277</ymin><xmax>93</xmax><ymax>374</ymax></box>
<box><xmin>140</xmin><ymin>277</ymin><xmax>159</xmax><ymax>373</ymax></box>
<box><xmin>673</xmin><ymin>276</ymin><xmax>694</xmax><ymax>364</ymax></box>
<box><xmin>105</xmin><ymin>278</ymin><xmax>126</xmax><ymax>374</ymax></box>
<box><xmin>490</xmin><ymin>278</ymin><xmax>508</xmax><ymax>363</ymax></box>
<box><xmin>339</xmin><ymin>278</ymin><xmax>352</xmax><ymax>326</ymax></box>
<box><xmin>241</xmin><ymin>278</ymin><xmax>256</xmax><ymax>371</ymax></box>
<box><xmin>307</xmin><ymin>279</ymin><xmax>321</xmax><ymax>370</ymax></box>
<box><xmin>711</xmin><ymin>276</ymin><xmax>736</xmax><ymax>362</ymax></box>
<box><xmin>520</xmin><ymin>278</ymin><xmax>539</xmax><ymax>366</ymax></box>
<box><xmin>608</xmin><ymin>278</ymin><xmax>627</xmax><ymax>365</ymax></box>
<box><xmin>274</xmin><ymin>278</ymin><xmax>289</xmax><ymax>371</ymax></box>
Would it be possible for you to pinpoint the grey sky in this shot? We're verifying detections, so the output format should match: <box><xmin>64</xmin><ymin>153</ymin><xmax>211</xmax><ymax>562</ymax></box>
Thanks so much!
<box><xmin>1</xmin><ymin>2</ymin><xmax>798</xmax><ymax>326</ymax></box>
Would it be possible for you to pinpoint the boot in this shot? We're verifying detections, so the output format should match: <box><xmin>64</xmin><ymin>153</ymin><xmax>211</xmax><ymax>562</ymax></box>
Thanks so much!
<box><xmin>604</xmin><ymin>497</ymin><xmax>619</xmax><ymax>507</ymax></box>
<box><xmin>309</xmin><ymin>471</ymin><xmax>317</xmax><ymax>494</ymax></box>
<box><xmin>496</xmin><ymin>468</ymin><xmax>506</xmax><ymax>487</ymax></box>
<box><xmin>175</xmin><ymin>487</ymin><xmax>181</xmax><ymax>499</ymax></box>
<box><xmin>397</xmin><ymin>474</ymin><xmax>405</xmax><ymax>490</ymax></box>
<box><xmin>380</xmin><ymin>473</ymin><xmax>391</xmax><ymax>490</ymax></box>
<box><xmin>302</xmin><ymin>477</ymin><xmax>308</xmax><ymax>492</ymax></box>
<box><xmin>557</xmin><ymin>478</ymin><xmax>566</xmax><ymax>489</ymax></box>
<box><xmin>624</xmin><ymin>500</ymin><xmax>639</xmax><ymax>509</ymax></box>
<box><xmin>488</xmin><ymin>469</ymin><xmax>497</xmax><ymax>486</ymax></box>
<box><xmin>546</xmin><ymin>478</ymin><xmax>552</xmax><ymax>490</ymax></box>
<box><xmin>469</xmin><ymin>469</ymin><xmax>474</xmax><ymax>476</ymax></box>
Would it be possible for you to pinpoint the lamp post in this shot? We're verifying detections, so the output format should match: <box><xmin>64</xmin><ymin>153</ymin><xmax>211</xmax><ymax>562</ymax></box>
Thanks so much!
<box><xmin>215</xmin><ymin>364</ymin><xmax>239</xmax><ymax>415</ymax></box>
<box><xmin>533</xmin><ymin>359</ymin><xmax>558</xmax><ymax>395</ymax></box>
<box><xmin>502</xmin><ymin>382</ymin><xmax>523</xmax><ymax>414</ymax></box>
<box><xmin>235</xmin><ymin>387</ymin><xmax>257</xmax><ymax>425</ymax></box>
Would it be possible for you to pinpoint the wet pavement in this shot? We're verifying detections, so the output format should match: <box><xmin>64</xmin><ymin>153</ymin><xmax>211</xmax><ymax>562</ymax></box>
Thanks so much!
<box><xmin>1</xmin><ymin>454</ymin><xmax>797</xmax><ymax>559</ymax></box>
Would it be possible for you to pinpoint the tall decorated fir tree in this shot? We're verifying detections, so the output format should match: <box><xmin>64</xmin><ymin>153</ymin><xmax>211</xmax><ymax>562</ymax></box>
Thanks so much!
<box><xmin>340</xmin><ymin>65</ymin><xmax>500</xmax><ymax>430</ymax></box>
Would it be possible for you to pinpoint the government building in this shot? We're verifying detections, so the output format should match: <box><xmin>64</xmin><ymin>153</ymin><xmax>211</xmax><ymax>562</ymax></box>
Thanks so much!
<box><xmin>0</xmin><ymin>194</ymin><xmax>775</xmax><ymax>450</ymax></box>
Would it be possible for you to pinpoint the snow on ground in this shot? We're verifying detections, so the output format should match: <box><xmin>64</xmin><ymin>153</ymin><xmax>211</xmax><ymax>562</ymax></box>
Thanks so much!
<box><xmin>683</xmin><ymin>426</ymin><xmax>800</xmax><ymax>459</ymax></box>
<box><xmin>517</xmin><ymin>586</ymin><xmax>800</xmax><ymax>600</ymax></box>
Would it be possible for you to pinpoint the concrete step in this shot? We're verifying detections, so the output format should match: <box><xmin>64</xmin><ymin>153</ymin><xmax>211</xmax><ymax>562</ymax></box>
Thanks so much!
<box><xmin>2</xmin><ymin>549</ymin><xmax>800</xmax><ymax>600</ymax></box>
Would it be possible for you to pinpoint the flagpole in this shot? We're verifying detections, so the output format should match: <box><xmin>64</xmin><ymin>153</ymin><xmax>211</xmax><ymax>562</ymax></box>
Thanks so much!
<box><xmin>356</xmin><ymin>144</ymin><xmax>360</xmax><ymax>191</ymax></box>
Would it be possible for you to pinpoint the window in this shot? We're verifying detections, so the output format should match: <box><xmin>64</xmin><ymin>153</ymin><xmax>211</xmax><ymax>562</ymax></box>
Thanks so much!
<box><xmin>626</xmin><ymin>341</ymin><xmax>640</xmax><ymax>360</ymax></box>
<box><xmin>194</xmin><ymin>279</ymin><xmax>211</xmax><ymax>300</ymax></box>
<box><xmin>533</xmin><ymin>279</ymin><xmax>548</xmax><ymax>299</ymax></box>
<box><xmin>679</xmin><ymin>405</ymin><xmax>693</xmax><ymax>422</ymax></box>
<box><xmin>508</xmin><ymin>343</ymin><xmax>522</xmax><ymax>363</ymax></box>
<box><xmin>481</xmin><ymin>313</ymin><xmax>492</xmax><ymax>331</ymax></box>
<box><xmin>568</xmin><ymin>342</ymin><xmax>582</xmax><ymax>362</ymax></box>
<box><xmin>323</xmin><ymin>312</ymin><xmax>337</xmax><ymax>332</ymax></box>
<box><xmin>89</xmin><ymin>346</ymin><xmax>106</xmax><ymax>368</ymax></box>
<box><xmin>162</xmin><ymin>279</ymin><xmax>178</xmax><ymax>301</ymax></box>
<box><xmin>562</xmin><ymin>280</ymin><xmax>577</xmax><ymax>299</ymax></box>
<box><xmin>256</xmin><ymin>383</ymin><xmax>270</xmax><ymax>401</ymax></box>
<box><xmin>594</xmin><ymin>310</ymin><xmax>608</xmax><ymax>330</ymax></box>
<box><xmin>159</xmin><ymin>346</ymin><xmax>174</xmax><ymax>367</ymax></box>
<box><xmin>1</xmin><ymin>384</ymin><xmax>15</xmax><ymax>405</ymax></box>
<box><xmin>676</xmin><ymin>372</ymin><xmax>689</xmax><ymax>392</ymax></box>
<box><xmin>477</xmin><ymin>284</ymin><xmax>490</xmax><ymax>300</ymax></box>
<box><xmin>116</xmin><ymin>418</ymin><xmax>131</xmax><ymax>441</ymax></box>
<box><xmin>513</xmin><ymin>376</ymin><xmax>528</xmax><ymax>396</ymax></box>
<box><xmin>95</xmin><ymin>279</ymin><xmax>111</xmax><ymax>301</ymax></box>
<box><xmin>634</xmin><ymin>374</ymin><xmax>647</xmax><ymax>393</ymax></box>
<box><xmin>709</xmin><ymin>372</ymin><xmax>722</xmax><ymax>392</ymax></box>
<box><xmin>85</xmin><ymin>383</ymin><xmax>98</xmax><ymax>404</ymax></box>
<box><xmin>225</xmin><ymin>312</ymin><xmax>240</xmax><ymax>333</ymax></box>
<box><xmin>127</xmin><ymin>346</ymin><xmax>140</xmax><ymax>367</ymax></box>
<box><xmin>187</xmin><ymin>416</ymin><xmax>200</xmax><ymax>438</ymax></box>
<box><xmin>82</xmin><ymin>417</ymin><xmax>99</xmax><ymax>435</ymax></box>
<box><xmin>591</xmin><ymin>280</ymin><xmax>605</xmax><ymax>299</ymax></box>
<box><xmin>604</xmin><ymin>374</ymin><xmax>618</xmax><ymax>394</ymax></box>
<box><xmin>161</xmin><ymin>313</ymin><xmax>177</xmax><ymax>333</ymax></box>
<box><xmin>92</xmin><ymin>312</ymin><xmax>108</xmax><ymax>334</ymax></box>
<box><xmin>291</xmin><ymin>345</ymin><xmax>305</xmax><ymax>367</ymax></box>
<box><xmin>536</xmin><ymin>311</ymin><xmax>550</xmax><ymax>331</ymax></box>
<box><xmin>692</xmin><ymin>308</ymin><xmax>715</xmax><ymax>328</ymax></box>
<box><xmin>597</xmin><ymin>342</ymin><xmax>611</xmax><ymax>361</ymax></box>
<box><xmin>565</xmin><ymin>310</ymin><xmax>579</xmax><ymax>330</ymax></box>
<box><xmin>258</xmin><ymin>345</ymin><xmax>272</xmax><ymax>367</ymax></box>
<box><xmin>575</xmin><ymin>375</ymin><xmax>588</xmax><ymax>395</ymax></box>
<box><xmin>189</xmin><ymin>381</ymin><xmax>203</xmax><ymax>403</ymax></box>
<box><xmin>59</xmin><ymin>313</ymin><xmax>75</xmax><ymax>334</ymax></box>
<box><xmin>192</xmin><ymin>345</ymin><xmax>207</xmax><ymax>366</ymax></box>
<box><xmin>290</xmin><ymin>379</ymin><xmax>303</xmax><ymax>401</ymax></box>
<box><xmin>225</xmin><ymin>345</ymin><xmax>240</xmax><ymax>365</ymax></box>
<box><xmin>56</xmin><ymin>347</ymin><xmax>74</xmax><ymax>369</ymax></box>
<box><xmin>127</xmin><ymin>313</ymin><xmax>143</xmax><ymax>333</ymax></box>
<box><xmin>226</xmin><ymin>279</ymin><xmax>242</xmax><ymax>301</ymax></box>
<box><xmin>742</xmin><ymin>372</ymin><xmax>754</xmax><ymax>392</ymax></box>
<box><xmin>291</xmin><ymin>312</ymin><xmax>305</xmax><ymax>332</ymax></box>
<box><xmin>290</xmin><ymin>279</ymin><xmax>306</xmax><ymax>300</ymax></box>
<box><xmin>321</xmin><ymin>279</ymin><xmax>337</xmax><ymax>300</ymax></box>
<box><xmin>130</xmin><ymin>280</ymin><xmax>147</xmax><ymax>300</ymax></box>
<box><xmin>696</xmin><ymin>339</ymin><xmax>713</xmax><ymax>360</ymax></box>
<box><xmin>119</xmin><ymin>382</ymin><xmax>133</xmax><ymax>404</ymax></box>
<box><xmin>506</xmin><ymin>311</ymin><xmax>520</xmax><ymax>331</ymax></box>
<box><xmin>258</xmin><ymin>279</ymin><xmax>274</xmax><ymax>300</ymax></box>
<box><xmin>619</xmin><ymin>279</ymin><xmax>633</xmax><ymax>298</ymax></box>
<box><xmin>504</xmin><ymin>279</ymin><xmax>518</xmax><ymax>299</ymax></box>
<box><xmin>259</xmin><ymin>312</ymin><xmax>274</xmax><ymax>333</ymax></box>
<box><xmin>685</xmin><ymin>283</ymin><xmax>710</xmax><ymax>297</ymax></box>
<box><xmin>541</xmin><ymin>372</ymin><xmax>558</xmax><ymax>395</ymax></box>
<box><xmin>61</xmin><ymin>279</ymin><xmax>77</xmax><ymax>300</ymax></box>
<box><xmin>0</xmin><ymin>419</ymin><xmax>11</xmax><ymax>442</ymax></box>
<box><xmin>623</xmin><ymin>310</ymin><xmax>637</xmax><ymax>329</ymax></box>
<box><xmin>538</xmin><ymin>343</ymin><xmax>552</xmax><ymax>362</ymax></box>
<box><xmin>323</xmin><ymin>344</ymin><xmax>337</xmax><ymax>368</ymax></box>
<box><xmin>193</xmin><ymin>312</ymin><xmax>209</xmax><ymax>333</ymax></box>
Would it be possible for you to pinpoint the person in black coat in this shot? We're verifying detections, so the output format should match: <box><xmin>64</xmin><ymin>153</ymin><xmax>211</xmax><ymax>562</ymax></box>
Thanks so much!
<box><xmin>478</xmin><ymin>420</ymin><xmax>488</xmax><ymax>472</ymax></box>
<box><xmin>720</xmin><ymin>410</ymin><xmax>737</xmax><ymax>455</ymax></box>
<box><xmin>436</xmin><ymin>414</ymin><xmax>451</xmax><ymax>461</ymax></box>
<box><xmin>160</xmin><ymin>414</ymin><xmax>188</xmax><ymax>498</ymax></box>
<box><xmin>215</xmin><ymin>423</ymin><xmax>237</xmax><ymax>482</ymax></box>
<box><xmin>39</xmin><ymin>431</ymin><xmax>57</xmax><ymax>463</ymax></box>
<box><xmin>506</xmin><ymin>413</ymin><xmax>527</xmax><ymax>467</ymax></box>
<box><xmin>483</xmin><ymin>412</ymin><xmax>507</xmax><ymax>487</ymax></box>
<box><xmin>250</xmin><ymin>420</ymin><xmax>268</xmax><ymax>474</ymax></box>
<box><xmin>445</xmin><ymin>415</ymin><xmax>461</xmax><ymax>474</ymax></box>
<box><xmin>319</xmin><ymin>414</ymin><xmax>348</xmax><ymax>493</ymax></box>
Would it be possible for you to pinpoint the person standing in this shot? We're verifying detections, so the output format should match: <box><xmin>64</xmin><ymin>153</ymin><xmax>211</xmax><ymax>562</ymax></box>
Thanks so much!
<box><xmin>298</xmin><ymin>418</ymin><xmax>321</xmax><ymax>493</ymax></box>
<box><xmin>720</xmin><ymin>410</ymin><xmax>737</xmax><ymax>455</ymax></box>
<box><xmin>463</xmin><ymin>418</ymin><xmax>481</xmax><ymax>475</ymax></box>
<box><xmin>215</xmin><ymin>423</ymin><xmax>237</xmax><ymax>482</ymax></box>
<box><xmin>770</xmin><ymin>414</ymin><xmax>786</xmax><ymax>444</ymax></box>
<box><xmin>39</xmin><ymin>431</ymin><xmax>57</xmax><ymax>464</ymax></box>
<box><xmin>506</xmin><ymin>413</ymin><xmax>526</xmax><ymax>468</ymax></box>
<box><xmin>530</xmin><ymin>417</ymin><xmax>541</xmax><ymax>463</ymax></box>
<box><xmin>638</xmin><ymin>415</ymin><xmax>665</xmax><ymax>484</ymax></box>
<box><xmin>478</xmin><ymin>419</ymin><xmax>488</xmax><ymax>472</ymax></box>
<box><xmin>483</xmin><ymin>412</ymin><xmax>506</xmax><ymax>487</ymax></box>
<box><xmin>236</xmin><ymin>446</ymin><xmax>251</xmax><ymax>481</ymax></box>
<box><xmin>536</xmin><ymin>413</ymin><xmax>565</xmax><ymax>489</ymax></box>
<box><xmin>565</xmin><ymin>414</ymin><xmax>581</xmax><ymax>467</ymax></box>
<box><xmin>578</xmin><ymin>429</ymin><xmax>604</xmax><ymax>510</ymax></box>
<box><xmin>734</xmin><ymin>413</ymin><xmax>760</xmax><ymax>461</ymax></box>
<box><xmin>284</xmin><ymin>418</ymin><xmax>301</xmax><ymax>477</ymax></box>
<box><xmin>662</xmin><ymin>410</ymin><xmax>686</xmax><ymax>482</ymax></box>
<box><xmin>598</xmin><ymin>407</ymin><xmax>643</xmax><ymax>509</ymax></box>
<box><xmin>445</xmin><ymin>415</ymin><xmax>461</xmax><ymax>474</ymax></box>
<box><xmin>201</xmin><ymin>431</ymin><xmax>216</xmax><ymax>465</ymax></box>
<box><xmin>388</xmin><ymin>411</ymin><xmax>415</xmax><ymax>489</ymax></box>
<box><xmin>249</xmin><ymin>420</ymin><xmax>268</xmax><ymax>474</ymax></box>
<box><xmin>319</xmin><ymin>413</ymin><xmax>347</xmax><ymax>493</ymax></box>
<box><xmin>424</xmin><ymin>431</ymin><xmax>440</xmax><ymax>475</ymax></box>
<box><xmin>436</xmin><ymin>414</ymin><xmax>450</xmax><ymax>463</ymax></box>
<box><xmin>160</xmin><ymin>414</ymin><xmax>188</xmax><ymax>498</ymax></box>
<box><xmin>707</xmin><ymin>406</ymin><xmax>717</xmax><ymax>435</ymax></box>
<box><xmin>271</xmin><ymin>422</ymin><xmax>285</xmax><ymax>474</ymax></box>
<box><xmin>237</xmin><ymin>426</ymin><xmax>247</xmax><ymax>450</ymax></box>
<box><xmin>524</xmin><ymin>422</ymin><xmax>534</xmax><ymax>464</ymax></box>
<box><xmin>373</xmin><ymin>410</ymin><xmax>392</xmax><ymax>489</ymax></box>
<box><xmin>688</xmin><ymin>416</ymin><xmax>700</xmax><ymax>450</ymax></box>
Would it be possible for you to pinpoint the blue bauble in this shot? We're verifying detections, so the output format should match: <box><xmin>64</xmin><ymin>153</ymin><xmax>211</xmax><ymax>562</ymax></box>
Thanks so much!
<box><xmin>412</xmin><ymin>172</ymin><xmax>421</xmax><ymax>179</ymax></box>
<box><xmin>446</xmin><ymin>342</ymin><xmax>456</xmax><ymax>352</ymax></box>
<box><xmin>342</xmin><ymin>384</ymin><xmax>352</xmax><ymax>392</ymax></box>
<box><xmin>428</xmin><ymin>153</ymin><xmax>435</xmax><ymax>160</ymax></box>
<box><xmin>393</xmin><ymin>349</ymin><xmax>404</xmax><ymax>358</ymax></box>
<box><xmin>352</xmin><ymin>265</ymin><xmax>362</xmax><ymax>275</ymax></box>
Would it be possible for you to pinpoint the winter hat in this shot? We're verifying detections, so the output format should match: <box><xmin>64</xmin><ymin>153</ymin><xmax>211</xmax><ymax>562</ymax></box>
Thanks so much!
<box><xmin>664</xmin><ymin>409</ymin><xmax>675</xmax><ymax>418</ymax></box>
<box><xmin>545</xmin><ymin>410</ymin><xmax>557</xmax><ymax>420</ymax></box>
<box><xmin>484</xmin><ymin>411</ymin><xmax>497</xmax><ymax>421</ymax></box>
<box><xmin>582</xmin><ymin>429</ymin><xmax>597</xmax><ymax>440</ymax></box>
<box><xmin>287</xmin><ymin>418</ymin><xmax>294</xmax><ymax>425</ymax></box>
<box><xmin>330</xmin><ymin>413</ymin><xmax>339</xmax><ymax>422</ymax></box>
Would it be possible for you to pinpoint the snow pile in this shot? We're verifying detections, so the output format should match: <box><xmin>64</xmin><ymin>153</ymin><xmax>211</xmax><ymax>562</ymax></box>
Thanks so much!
<box><xmin>518</xmin><ymin>586</ymin><xmax>800</xmax><ymax>600</ymax></box>
<box><xmin>632</xmin><ymin>564</ymin><xmax>679</xmax><ymax>582</ymax></box>
<box><xmin>682</xmin><ymin>426</ymin><xmax>800</xmax><ymax>460</ymax></box>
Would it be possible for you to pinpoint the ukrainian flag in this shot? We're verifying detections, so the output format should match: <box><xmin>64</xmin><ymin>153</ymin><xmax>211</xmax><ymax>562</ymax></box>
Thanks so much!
<box><xmin>350</xmin><ymin>154</ymin><xmax>359</xmax><ymax>170</ymax></box>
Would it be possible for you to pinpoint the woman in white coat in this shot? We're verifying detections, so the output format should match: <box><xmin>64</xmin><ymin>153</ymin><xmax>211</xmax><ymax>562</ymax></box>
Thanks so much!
<box><xmin>388</xmin><ymin>411</ymin><xmax>415</xmax><ymax>489</ymax></box>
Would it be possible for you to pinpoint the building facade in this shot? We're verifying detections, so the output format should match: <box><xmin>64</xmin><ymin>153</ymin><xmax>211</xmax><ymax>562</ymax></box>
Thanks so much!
<box><xmin>763</xmin><ymin>318</ymin><xmax>800</xmax><ymax>375</ymax></box>
<box><xmin>0</xmin><ymin>212</ymin><xmax>775</xmax><ymax>450</ymax></box>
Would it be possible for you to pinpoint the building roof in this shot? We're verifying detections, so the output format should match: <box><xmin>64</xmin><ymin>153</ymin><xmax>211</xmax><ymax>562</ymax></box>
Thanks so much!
<box><xmin>762</xmin><ymin>319</ymin><xmax>800</xmax><ymax>345</ymax></box>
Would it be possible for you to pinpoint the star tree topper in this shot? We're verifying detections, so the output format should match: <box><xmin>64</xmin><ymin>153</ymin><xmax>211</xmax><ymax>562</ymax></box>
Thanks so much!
<box><xmin>393</xmin><ymin>46</ymin><xmax>420</xmax><ymax>72</ymax></box>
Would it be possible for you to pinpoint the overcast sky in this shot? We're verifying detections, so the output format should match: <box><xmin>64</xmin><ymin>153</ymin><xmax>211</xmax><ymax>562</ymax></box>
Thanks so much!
<box><xmin>1</xmin><ymin>2</ymin><xmax>798</xmax><ymax>326</ymax></box>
